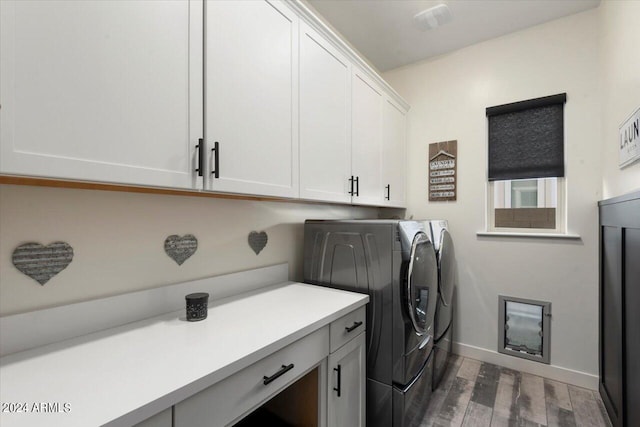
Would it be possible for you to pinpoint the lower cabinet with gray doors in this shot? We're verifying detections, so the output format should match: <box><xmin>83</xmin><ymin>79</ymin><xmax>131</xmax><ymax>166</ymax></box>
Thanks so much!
<box><xmin>599</xmin><ymin>191</ymin><xmax>640</xmax><ymax>427</ymax></box>
<box><xmin>327</xmin><ymin>307</ymin><xmax>367</xmax><ymax>427</ymax></box>
<box><xmin>327</xmin><ymin>333</ymin><xmax>366</xmax><ymax>427</ymax></box>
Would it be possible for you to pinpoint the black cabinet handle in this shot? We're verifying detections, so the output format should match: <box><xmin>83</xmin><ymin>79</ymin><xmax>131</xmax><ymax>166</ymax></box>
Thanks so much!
<box><xmin>333</xmin><ymin>365</ymin><xmax>342</xmax><ymax>397</ymax></box>
<box><xmin>349</xmin><ymin>176</ymin><xmax>355</xmax><ymax>196</ymax></box>
<box><xmin>263</xmin><ymin>363</ymin><xmax>294</xmax><ymax>385</ymax></box>
<box><xmin>385</xmin><ymin>184</ymin><xmax>390</xmax><ymax>200</ymax></box>
<box><xmin>195</xmin><ymin>138</ymin><xmax>204</xmax><ymax>177</ymax></box>
<box><xmin>355</xmin><ymin>176</ymin><xmax>360</xmax><ymax>196</ymax></box>
<box><xmin>345</xmin><ymin>321</ymin><xmax>363</xmax><ymax>333</ymax></box>
<box><xmin>211</xmin><ymin>141</ymin><xmax>219</xmax><ymax>179</ymax></box>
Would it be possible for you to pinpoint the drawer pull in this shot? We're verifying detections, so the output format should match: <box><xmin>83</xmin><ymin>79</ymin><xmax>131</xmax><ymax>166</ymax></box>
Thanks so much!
<box><xmin>345</xmin><ymin>321</ymin><xmax>363</xmax><ymax>333</ymax></box>
<box><xmin>333</xmin><ymin>365</ymin><xmax>342</xmax><ymax>397</ymax></box>
<box><xmin>263</xmin><ymin>363</ymin><xmax>294</xmax><ymax>385</ymax></box>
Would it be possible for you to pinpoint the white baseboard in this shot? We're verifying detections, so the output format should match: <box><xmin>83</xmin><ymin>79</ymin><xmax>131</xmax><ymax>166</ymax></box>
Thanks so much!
<box><xmin>452</xmin><ymin>341</ymin><xmax>599</xmax><ymax>390</ymax></box>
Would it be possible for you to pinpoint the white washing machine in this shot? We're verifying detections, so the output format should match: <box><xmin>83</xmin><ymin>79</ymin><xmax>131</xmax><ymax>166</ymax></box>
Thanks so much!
<box><xmin>426</xmin><ymin>220</ymin><xmax>456</xmax><ymax>390</ymax></box>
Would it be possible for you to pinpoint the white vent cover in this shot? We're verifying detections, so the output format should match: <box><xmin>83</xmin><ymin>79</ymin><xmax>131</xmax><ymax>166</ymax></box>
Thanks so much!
<box><xmin>414</xmin><ymin>4</ymin><xmax>452</xmax><ymax>30</ymax></box>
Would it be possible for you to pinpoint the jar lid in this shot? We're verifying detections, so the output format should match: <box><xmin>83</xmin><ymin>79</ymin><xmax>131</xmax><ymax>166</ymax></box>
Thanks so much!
<box><xmin>186</xmin><ymin>292</ymin><xmax>209</xmax><ymax>302</ymax></box>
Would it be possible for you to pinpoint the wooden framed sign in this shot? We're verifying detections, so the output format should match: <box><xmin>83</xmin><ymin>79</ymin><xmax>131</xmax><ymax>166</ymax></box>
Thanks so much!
<box><xmin>619</xmin><ymin>106</ymin><xmax>640</xmax><ymax>168</ymax></box>
<box><xmin>429</xmin><ymin>140</ymin><xmax>457</xmax><ymax>201</ymax></box>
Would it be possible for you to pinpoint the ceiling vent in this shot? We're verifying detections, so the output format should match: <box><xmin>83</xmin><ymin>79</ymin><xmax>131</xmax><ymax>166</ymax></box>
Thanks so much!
<box><xmin>414</xmin><ymin>4</ymin><xmax>452</xmax><ymax>31</ymax></box>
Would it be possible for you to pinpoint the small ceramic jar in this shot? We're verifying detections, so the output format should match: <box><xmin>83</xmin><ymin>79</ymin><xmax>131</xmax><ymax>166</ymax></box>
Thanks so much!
<box><xmin>185</xmin><ymin>292</ymin><xmax>209</xmax><ymax>321</ymax></box>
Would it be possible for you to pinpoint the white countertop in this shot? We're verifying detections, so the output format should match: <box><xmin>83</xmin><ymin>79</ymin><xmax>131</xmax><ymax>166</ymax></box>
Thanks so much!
<box><xmin>0</xmin><ymin>282</ymin><xmax>368</xmax><ymax>427</ymax></box>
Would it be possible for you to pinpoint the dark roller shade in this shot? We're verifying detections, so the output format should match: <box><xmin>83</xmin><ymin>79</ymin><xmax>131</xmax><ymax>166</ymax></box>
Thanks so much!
<box><xmin>487</xmin><ymin>93</ymin><xmax>566</xmax><ymax>181</ymax></box>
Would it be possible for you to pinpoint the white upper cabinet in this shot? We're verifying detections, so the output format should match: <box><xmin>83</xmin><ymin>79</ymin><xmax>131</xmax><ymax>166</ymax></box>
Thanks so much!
<box><xmin>381</xmin><ymin>98</ymin><xmax>407</xmax><ymax>207</ymax></box>
<box><xmin>351</xmin><ymin>70</ymin><xmax>383</xmax><ymax>206</ymax></box>
<box><xmin>205</xmin><ymin>0</ymin><xmax>299</xmax><ymax>198</ymax></box>
<box><xmin>299</xmin><ymin>22</ymin><xmax>351</xmax><ymax>203</ymax></box>
<box><xmin>0</xmin><ymin>0</ymin><xmax>409</xmax><ymax>206</ymax></box>
<box><xmin>0</xmin><ymin>0</ymin><xmax>203</xmax><ymax>189</ymax></box>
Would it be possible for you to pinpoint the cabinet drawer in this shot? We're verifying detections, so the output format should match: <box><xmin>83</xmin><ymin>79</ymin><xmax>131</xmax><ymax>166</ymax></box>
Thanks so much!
<box><xmin>330</xmin><ymin>306</ymin><xmax>366</xmax><ymax>353</ymax></box>
<box><xmin>174</xmin><ymin>326</ymin><xmax>329</xmax><ymax>427</ymax></box>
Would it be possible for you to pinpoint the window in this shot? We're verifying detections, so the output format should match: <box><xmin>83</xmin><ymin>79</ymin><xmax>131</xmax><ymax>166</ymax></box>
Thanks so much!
<box><xmin>492</xmin><ymin>177</ymin><xmax>559</xmax><ymax>229</ymax></box>
<box><xmin>510</xmin><ymin>179</ymin><xmax>539</xmax><ymax>208</ymax></box>
<box><xmin>486</xmin><ymin>94</ymin><xmax>567</xmax><ymax>233</ymax></box>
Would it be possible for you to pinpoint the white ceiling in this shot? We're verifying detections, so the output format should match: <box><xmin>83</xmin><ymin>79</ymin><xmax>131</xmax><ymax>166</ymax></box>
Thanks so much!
<box><xmin>306</xmin><ymin>0</ymin><xmax>601</xmax><ymax>72</ymax></box>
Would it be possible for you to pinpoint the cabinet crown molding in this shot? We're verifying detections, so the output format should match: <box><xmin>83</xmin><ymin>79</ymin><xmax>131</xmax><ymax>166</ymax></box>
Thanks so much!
<box><xmin>287</xmin><ymin>0</ymin><xmax>410</xmax><ymax>112</ymax></box>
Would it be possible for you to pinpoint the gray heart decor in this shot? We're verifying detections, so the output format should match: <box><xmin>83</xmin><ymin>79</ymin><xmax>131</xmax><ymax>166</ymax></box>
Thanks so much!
<box><xmin>164</xmin><ymin>234</ymin><xmax>198</xmax><ymax>266</ymax></box>
<box><xmin>12</xmin><ymin>241</ymin><xmax>74</xmax><ymax>285</ymax></box>
<box><xmin>248</xmin><ymin>231</ymin><xmax>268</xmax><ymax>255</ymax></box>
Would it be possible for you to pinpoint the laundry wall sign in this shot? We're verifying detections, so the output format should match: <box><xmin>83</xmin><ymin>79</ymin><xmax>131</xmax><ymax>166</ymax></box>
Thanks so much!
<box><xmin>619</xmin><ymin>106</ymin><xmax>640</xmax><ymax>168</ymax></box>
<box><xmin>429</xmin><ymin>140</ymin><xmax>457</xmax><ymax>202</ymax></box>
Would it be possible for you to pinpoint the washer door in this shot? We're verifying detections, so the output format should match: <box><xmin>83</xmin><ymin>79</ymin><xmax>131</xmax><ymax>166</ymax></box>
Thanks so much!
<box><xmin>438</xmin><ymin>230</ymin><xmax>455</xmax><ymax>307</ymax></box>
<box><xmin>406</xmin><ymin>232</ymin><xmax>438</xmax><ymax>336</ymax></box>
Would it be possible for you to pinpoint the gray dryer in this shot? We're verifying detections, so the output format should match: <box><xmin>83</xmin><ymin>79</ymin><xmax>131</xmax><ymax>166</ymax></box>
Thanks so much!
<box><xmin>304</xmin><ymin>220</ymin><xmax>438</xmax><ymax>427</ymax></box>
<box><xmin>426</xmin><ymin>220</ymin><xmax>456</xmax><ymax>390</ymax></box>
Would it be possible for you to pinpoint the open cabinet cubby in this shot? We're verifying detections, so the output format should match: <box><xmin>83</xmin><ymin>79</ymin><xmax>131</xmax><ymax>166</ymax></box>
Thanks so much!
<box><xmin>234</xmin><ymin>367</ymin><xmax>319</xmax><ymax>427</ymax></box>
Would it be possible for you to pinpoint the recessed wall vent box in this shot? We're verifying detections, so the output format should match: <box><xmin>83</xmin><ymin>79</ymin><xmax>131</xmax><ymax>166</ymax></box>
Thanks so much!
<box><xmin>498</xmin><ymin>295</ymin><xmax>551</xmax><ymax>364</ymax></box>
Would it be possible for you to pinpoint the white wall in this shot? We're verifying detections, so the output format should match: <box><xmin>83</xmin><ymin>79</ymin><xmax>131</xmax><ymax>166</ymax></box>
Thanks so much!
<box><xmin>0</xmin><ymin>184</ymin><xmax>379</xmax><ymax>315</ymax></box>
<box><xmin>600</xmin><ymin>0</ymin><xmax>640</xmax><ymax>198</ymax></box>
<box><xmin>385</xmin><ymin>9</ymin><xmax>602</xmax><ymax>387</ymax></box>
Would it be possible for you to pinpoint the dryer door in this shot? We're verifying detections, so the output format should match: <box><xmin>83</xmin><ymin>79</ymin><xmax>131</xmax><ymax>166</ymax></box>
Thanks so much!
<box><xmin>406</xmin><ymin>232</ymin><xmax>438</xmax><ymax>337</ymax></box>
<box><xmin>435</xmin><ymin>229</ymin><xmax>455</xmax><ymax>340</ymax></box>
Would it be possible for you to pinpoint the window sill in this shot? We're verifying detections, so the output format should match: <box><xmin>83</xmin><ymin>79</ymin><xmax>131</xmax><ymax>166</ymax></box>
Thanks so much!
<box><xmin>477</xmin><ymin>231</ymin><xmax>581</xmax><ymax>240</ymax></box>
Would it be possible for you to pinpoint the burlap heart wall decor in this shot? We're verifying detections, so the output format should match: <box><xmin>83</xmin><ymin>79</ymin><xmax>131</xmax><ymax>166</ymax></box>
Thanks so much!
<box><xmin>12</xmin><ymin>242</ymin><xmax>74</xmax><ymax>285</ymax></box>
<box><xmin>164</xmin><ymin>234</ymin><xmax>198</xmax><ymax>265</ymax></box>
<box><xmin>248</xmin><ymin>231</ymin><xmax>268</xmax><ymax>255</ymax></box>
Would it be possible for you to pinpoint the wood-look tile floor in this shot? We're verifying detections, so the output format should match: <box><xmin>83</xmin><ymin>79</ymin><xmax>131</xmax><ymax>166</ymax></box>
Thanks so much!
<box><xmin>420</xmin><ymin>355</ymin><xmax>612</xmax><ymax>427</ymax></box>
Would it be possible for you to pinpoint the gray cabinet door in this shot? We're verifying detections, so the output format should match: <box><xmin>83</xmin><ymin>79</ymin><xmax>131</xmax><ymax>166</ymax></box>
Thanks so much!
<box><xmin>624</xmin><ymin>228</ymin><xmax>640</xmax><ymax>427</ymax></box>
<box><xmin>601</xmin><ymin>226</ymin><xmax>623</xmax><ymax>425</ymax></box>
<box><xmin>328</xmin><ymin>333</ymin><xmax>366</xmax><ymax>427</ymax></box>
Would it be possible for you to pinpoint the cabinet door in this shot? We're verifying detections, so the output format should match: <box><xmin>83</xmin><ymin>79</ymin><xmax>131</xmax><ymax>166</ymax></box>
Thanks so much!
<box><xmin>0</xmin><ymin>0</ymin><xmax>203</xmax><ymax>190</ymax></box>
<box><xmin>601</xmin><ymin>226</ymin><xmax>623</xmax><ymax>426</ymax></box>
<box><xmin>624</xmin><ymin>228</ymin><xmax>640</xmax><ymax>427</ymax></box>
<box><xmin>351</xmin><ymin>70</ymin><xmax>383</xmax><ymax>206</ymax></box>
<box><xmin>381</xmin><ymin>98</ymin><xmax>407</xmax><ymax>208</ymax></box>
<box><xmin>328</xmin><ymin>332</ymin><xmax>365</xmax><ymax>427</ymax></box>
<box><xmin>299</xmin><ymin>22</ymin><xmax>351</xmax><ymax>204</ymax></box>
<box><xmin>205</xmin><ymin>0</ymin><xmax>298</xmax><ymax>198</ymax></box>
